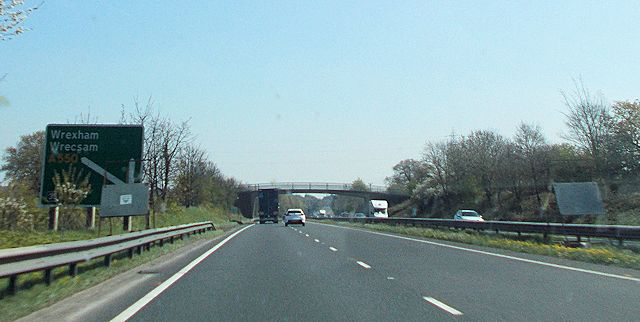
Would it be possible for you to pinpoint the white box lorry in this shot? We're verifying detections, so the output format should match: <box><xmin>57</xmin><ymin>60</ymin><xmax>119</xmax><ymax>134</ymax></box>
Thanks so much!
<box><xmin>367</xmin><ymin>200</ymin><xmax>388</xmax><ymax>218</ymax></box>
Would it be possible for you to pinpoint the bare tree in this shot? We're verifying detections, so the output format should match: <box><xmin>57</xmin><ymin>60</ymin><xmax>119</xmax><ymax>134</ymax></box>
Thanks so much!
<box><xmin>465</xmin><ymin>130</ymin><xmax>509</xmax><ymax>207</ymax></box>
<box><xmin>121</xmin><ymin>96</ymin><xmax>191</xmax><ymax>226</ymax></box>
<box><xmin>159</xmin><ymin>119</ymin><xmax>191</xmax><ymax>201</ymax></box>
<box><xmin>514</xmin><ymin>122</ymin><xmax>549</xmax><ymax>208</ymax></box>
<box><xmin>561</xmin><ymin>81</ymin><xmax>613</xmax><ymax>179</ymax></box>
<box><xmin>423</xmin><ymin>142</ymin><xmax>453</xmax><ymax>205</ymax></box>
<box><xmin>175</xmin><ymin>145</ymin><xmax>207</xmax><ymax>207</ymax></box>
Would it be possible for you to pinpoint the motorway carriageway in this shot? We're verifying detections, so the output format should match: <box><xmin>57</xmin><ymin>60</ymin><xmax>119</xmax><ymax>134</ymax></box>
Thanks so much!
<box><xmin>111</xmin><ymin>222</ymin><xmax>640</xmax><ymax>321</ymax></box>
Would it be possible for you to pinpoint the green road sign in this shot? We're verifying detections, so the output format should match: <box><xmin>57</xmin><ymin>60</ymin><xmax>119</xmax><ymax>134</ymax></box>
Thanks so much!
<box><xmin>39</xmin><ymin>124</ymin><xmax>144</xmax><ymax>207</ymax></box>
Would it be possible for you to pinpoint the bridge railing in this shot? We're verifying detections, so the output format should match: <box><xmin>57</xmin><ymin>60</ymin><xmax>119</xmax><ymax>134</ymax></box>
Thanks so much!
<box><xmin>241</xmin><ymin>182</ymin><xmax>390</xmax><ymax>193</ymax></box>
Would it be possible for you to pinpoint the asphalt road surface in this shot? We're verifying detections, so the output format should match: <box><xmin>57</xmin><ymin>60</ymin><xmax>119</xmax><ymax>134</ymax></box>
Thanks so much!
<box><xmin>114</xmin><ymin>222</ymin><xmax>640</xmax><ymax>321</ymax></box>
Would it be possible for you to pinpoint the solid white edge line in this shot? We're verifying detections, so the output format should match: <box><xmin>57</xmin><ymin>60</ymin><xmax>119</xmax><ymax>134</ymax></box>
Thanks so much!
<box><xmin>309</xmin><ymin>222</ymin><xmax>640</xmax><ymax>283</ymax></box>
<box><xmin>110</xmin><ymin>224</ymin><xmax>255</xmax><ymax>322</ymax></box>
<box><xmin>356</xmin><ymin>261</ymin><xmax>371</xmax><ymax>269</ymax></box>
<box><xmin>423</xmin><ymin>297</ymin><xmax>463</xmax><ymax>315</ymax></box>
<box><xmin>329</xmin><ymin>247</ymin><xmax>338</xmax><ymax>252</ymax></box>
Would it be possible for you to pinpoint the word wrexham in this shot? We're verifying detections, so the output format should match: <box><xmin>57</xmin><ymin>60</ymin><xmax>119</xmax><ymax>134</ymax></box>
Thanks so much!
<box><xmin>49</xmin><ymin>129</ymin><xmax>99</xmax><ymax>153</ymax></box>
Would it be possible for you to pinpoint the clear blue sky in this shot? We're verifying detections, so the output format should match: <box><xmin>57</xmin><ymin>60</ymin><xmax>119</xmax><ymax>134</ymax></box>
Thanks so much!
<box><xmin>1</xmin><ymin>1</ymin><xmax>639</xmax><ymax>185</ymax></box>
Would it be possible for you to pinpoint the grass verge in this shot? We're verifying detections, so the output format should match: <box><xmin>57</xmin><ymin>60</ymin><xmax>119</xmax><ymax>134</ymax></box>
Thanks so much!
<box><xmin>0</xmin><ymin>224</ymin><xmax>236</xmax><ymax>322</ymax></box>
<box><xmin>0</xmin><ymin>206</ymin><xmax>245</xmax><ymax>249</ymax></box>
<box><xmin>318</xmin><ymin>220</ymin><xmax>640</xmax><ymax>270</ymax></box>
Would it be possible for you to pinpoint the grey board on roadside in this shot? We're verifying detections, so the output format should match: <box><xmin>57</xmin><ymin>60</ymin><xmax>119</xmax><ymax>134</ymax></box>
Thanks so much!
<box><xmin>100</xmin><ymin>183</ymin><xmax>149</xmax><ymax>217</ymax></box>
<box><xmin>552</xmin><ymin>182</ymin><xmax>604</xmax><ymax>216</ymax></box>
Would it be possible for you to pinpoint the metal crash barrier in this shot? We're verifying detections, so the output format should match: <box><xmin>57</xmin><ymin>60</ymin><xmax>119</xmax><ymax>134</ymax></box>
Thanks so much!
<box><xmin>314</xmin><ymin>217</ymin><xmax>640</xmax><ymax>243</ymax></box>
<box><xmin>0</xmin><ymin>221</ymin><xmax>216</xmax><ymax>295</ymax></box>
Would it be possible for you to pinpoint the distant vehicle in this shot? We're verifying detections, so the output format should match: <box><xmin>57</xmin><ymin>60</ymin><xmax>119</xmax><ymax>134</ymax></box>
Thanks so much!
<box><xmin>366</xmin><ymin>200</ymin><xmax>389</xmax><ymax>218</ymax></box>
<box><xmin>258</xmin><ymin>189</ymin><xmax>279</xmax><ymax>224</ymax></box>
<box><xmin>340</xmin><ymin>212</ymin><xmax>351</xmax><ymax>217</ymax></box>
<box><xmin>284</xmin><ymin>208</ymin><xmax>306</xmax><ymax>226</ymax></box>
<box><xmin>354</xmin><ymin>213</ymin><xmax>366</xmax><ymax>218</ymax></box>
<box><xmin>454</xmin><ymin>210</ymin><xmax>484</xmax><ymax>221</ymax></box>
<box><xmin>318</xmin><ymin>209</ymin><xmax>327</xmax><ymax>217</ymax></box>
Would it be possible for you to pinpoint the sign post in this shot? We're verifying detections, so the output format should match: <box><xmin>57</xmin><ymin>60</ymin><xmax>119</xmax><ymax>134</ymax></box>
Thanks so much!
<box><xmin>86</xmin><ymin>207</ymin><xmax>96</xmax><ymax>229</ymax></box>
<box><xmin>40</xmin><ymin>124</ymin><xmax>144</xmax><ymax>230</ymax></box>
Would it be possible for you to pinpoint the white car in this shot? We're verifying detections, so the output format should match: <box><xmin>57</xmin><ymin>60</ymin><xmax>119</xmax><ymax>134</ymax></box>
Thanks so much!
<box><xmin>454</xmin><ymin>210</ymin><xmax>484</xmax><ymax>221</ymax></box>
<box><xmin>284</xmin><ymin>209</ymin><xmax>306</xmax><ymax>226</ymax></box>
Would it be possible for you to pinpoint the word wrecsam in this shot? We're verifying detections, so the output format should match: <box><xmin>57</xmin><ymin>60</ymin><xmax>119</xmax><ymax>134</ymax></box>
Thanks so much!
<box><xmin>49</xmin><ymin>129</ymin><xmax>100</xmax><ymax>153</ymax></box>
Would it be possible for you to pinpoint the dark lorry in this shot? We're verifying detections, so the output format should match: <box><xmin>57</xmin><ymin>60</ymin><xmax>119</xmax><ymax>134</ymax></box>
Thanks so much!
<box><xmin>258</xmin><ymin>189</ymin><xmax>279</xmax><ymax>224</ymax></box>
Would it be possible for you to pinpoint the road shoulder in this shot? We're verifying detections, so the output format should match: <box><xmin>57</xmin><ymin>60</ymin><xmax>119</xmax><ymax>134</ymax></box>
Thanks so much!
<box><xmin>17</xmin><ymin>225</ymin><xmax>246</xmax><ymax>322</ymax></box>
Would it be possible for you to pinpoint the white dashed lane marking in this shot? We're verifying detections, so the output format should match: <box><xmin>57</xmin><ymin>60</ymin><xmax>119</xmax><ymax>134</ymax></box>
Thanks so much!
<box><xmin>356</xmin><ymin>261</ymin><xmax>371</xmax><ymax>269</ymax></box>
<box><xmin>423</xmin><ymin>297</ymin><xmax>463</xmax><ymax>316</ymax></box>
<box><xmin>329</xmin><ymin>247</ymin><xmax>338</xmax><ymax>252</ymax></box>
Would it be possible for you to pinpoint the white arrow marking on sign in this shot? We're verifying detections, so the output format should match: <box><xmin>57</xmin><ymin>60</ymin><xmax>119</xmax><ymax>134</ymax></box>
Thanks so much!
<box><xmin>81</xmin><ymin>157</ymin><xmax>125</xmax><ymax>185</ymax></box>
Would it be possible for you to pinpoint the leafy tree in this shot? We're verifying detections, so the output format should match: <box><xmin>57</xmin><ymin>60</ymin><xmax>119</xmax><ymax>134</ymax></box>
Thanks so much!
<box><xmin>1</xmin><ymin>1</ymin><xmax>41</xmax><ymax>107</ymax></box>
<box><xmin>1</xmin><ymin>0</ymin><xmax>41</xmax><ymax>41</ymax></box>
<box><xmin>547</xmin><ymin>143</ymin><xmax>592</xmax><ymax>182</ymax></box>
<box><xmin>351</xmin><ymin>178</ymin><xmax>369</xmax><ymax>191</ymax></box>
<box><xmin>331</xmin><ymin>178</ymin><xmax>370</xmax><ymax>214</ymax></box>
<box><xmin>611</xmin><ymin>100</ymin><xmax>640</xmax><ymax>150</ymax></box>
<box><xmin>0</xmin><ymin>183</ymin><xmax>29</xmax><ymax>230</ymax></box>
<box><xmin>385</xmin><ymin>159</ymin><xmax>431</xmax><ymax>195</ymax></box>
<box><xmin>279</xmin><ymin>194</ymin><xmax>307</xmax><ymax>214</ymax></box>
<box><xmin>1</xmin><ymin>130</ymin><xmax>44</xmax><ymax>194</ymax></box>
<box><xmin>51</xmin><ymin>166</ymin><xmax>91</xmax><ymax>230</ymax></box>
<box><xmin>609</xmin><ymin>100</ymin><xmax>640</xmax><ymax>177</ymax></box>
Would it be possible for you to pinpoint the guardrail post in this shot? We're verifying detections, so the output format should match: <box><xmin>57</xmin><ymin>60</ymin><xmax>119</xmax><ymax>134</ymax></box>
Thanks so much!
<box><xmin>128</xmin><ymin>248</ymin><xmax>134</xmax><ymax>258</ymax></box>
<box><xmin>86</xmin><ymin>207</ymin><xmax>96</xmax><ymax>229</ymax></box>
<box><xmin>136</xmin><ymin>246</ymin><xmax>142</xmax><ymax>255</ymax></box>
<box><xmin>70</xmin><ymin>263</ymin><xmax>78</xmax><ymax>277</ymax></box>
<box><xmin>8</xmin><ymin>275</ymin><xmax>18</xmax><ymax>295</ymax></box>
<box><xmin>48</xmin><ymin>207</ymin><xmax>59</xmax><ymax>231</ymax></box>
<box><xmin>159</xmin><ymin>239</ymin><xmax>164</xmax><ymax>247</ymax></box>
<box><xmin>44</xmin><ymin>269</ymin><xmax>53</xmax><ymax>285</ymax></box>
<box><xmin>543</xmin><ymin>232</ymin><xmax>550</xmax><ymax>243</ymax></box>
<box><xmin>170</xmin><ymin>236</ymin><xmax>174</xmax><ymax>244</ymax></box>
<box><xmin>104</xmin><ymin>254</ymin><xmax>112</xmax><ymax>267</ymax></box>
<box><xmin>618</xmin><ymin>238</ymin><xmax>624</xmax><ymax>246</ymax></box>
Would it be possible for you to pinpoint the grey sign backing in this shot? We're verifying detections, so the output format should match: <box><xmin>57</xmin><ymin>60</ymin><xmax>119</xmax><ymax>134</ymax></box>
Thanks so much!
<box><xmin>552</xmin><ymin>182</ymin><xmax>605</xmax><ymax>216</ymax></box>
<box><xmin>100</xmin><ymin>183</ymin><xmax>149</xmax><ymax>217</ymax></box>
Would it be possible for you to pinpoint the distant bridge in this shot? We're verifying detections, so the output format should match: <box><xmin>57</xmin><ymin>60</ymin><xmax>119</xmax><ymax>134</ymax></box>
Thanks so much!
<box><xmin>235</xmin><ymin>182</ymin><xmax>410</xmax><ymax>218</ymax></box>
